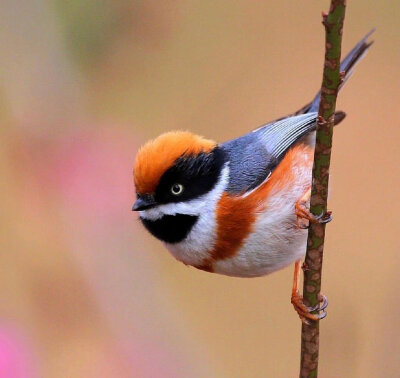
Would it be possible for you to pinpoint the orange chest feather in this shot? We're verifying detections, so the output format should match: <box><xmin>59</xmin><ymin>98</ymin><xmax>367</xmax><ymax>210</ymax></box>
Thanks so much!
<box><xmin>210</xmin><ymin>144</ymin><xmax>313</xmax><ymax>261</ymax></box>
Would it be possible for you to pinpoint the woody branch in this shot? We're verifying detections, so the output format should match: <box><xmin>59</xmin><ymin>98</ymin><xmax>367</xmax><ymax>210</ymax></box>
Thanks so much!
<box><xmin>299</xmin><ymin>1</ymin><xmax>346</xmax><ymax>377</ymax></box>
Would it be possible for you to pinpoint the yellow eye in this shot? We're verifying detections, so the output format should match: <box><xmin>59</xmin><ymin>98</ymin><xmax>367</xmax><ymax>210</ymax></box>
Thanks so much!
<box><xmin>171</xmin><ymin>183</ymin><xmax>184</xmax><ymax>195</ymax></box>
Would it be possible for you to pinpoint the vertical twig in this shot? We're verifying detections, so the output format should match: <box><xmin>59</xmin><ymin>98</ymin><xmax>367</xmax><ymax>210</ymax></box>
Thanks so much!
<box><xmin>299</xmin><ymin>1</ymin><xmax>346</xmax><ymax>377</ymax></box>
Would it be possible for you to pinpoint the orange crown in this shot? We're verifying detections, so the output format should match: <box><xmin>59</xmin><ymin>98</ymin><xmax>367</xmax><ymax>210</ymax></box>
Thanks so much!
<box><xmin>133</xmin><ymin>131</ymin><xmax>217</xmax><ymax>194</ymax></box>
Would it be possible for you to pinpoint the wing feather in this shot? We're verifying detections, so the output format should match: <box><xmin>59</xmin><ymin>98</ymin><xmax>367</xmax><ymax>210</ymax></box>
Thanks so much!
<box><xmin>221</xmin><ymin>113</ymin><xmax>317</xmax><ymax>195</ymax></box>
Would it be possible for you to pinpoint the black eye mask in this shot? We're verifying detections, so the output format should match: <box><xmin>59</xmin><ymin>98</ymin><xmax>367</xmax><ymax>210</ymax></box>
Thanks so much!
<box><xmin>154</xmin><ymin>146</ymin><xmax>226</xmax><ymax>204</ymax></box>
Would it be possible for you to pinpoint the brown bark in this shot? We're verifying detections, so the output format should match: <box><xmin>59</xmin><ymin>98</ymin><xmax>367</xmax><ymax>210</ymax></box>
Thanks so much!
<box><xmin>299</xmin><ymin>1</ymin><xmax>347</xmax><ymax>377</ymax></box>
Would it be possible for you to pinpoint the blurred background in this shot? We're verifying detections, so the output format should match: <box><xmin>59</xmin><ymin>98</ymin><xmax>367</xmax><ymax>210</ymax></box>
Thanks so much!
<box><xmin>0</xmin><ymin>0</ymin><xmax>399</xmax><ymax>377</ymax></box>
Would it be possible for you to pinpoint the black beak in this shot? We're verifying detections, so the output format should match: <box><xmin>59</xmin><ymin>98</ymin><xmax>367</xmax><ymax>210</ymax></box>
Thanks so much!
<box><xmin>132</xmin><ymin>195</ymin><xmax>157</xmax><ymax>211</ymax></box>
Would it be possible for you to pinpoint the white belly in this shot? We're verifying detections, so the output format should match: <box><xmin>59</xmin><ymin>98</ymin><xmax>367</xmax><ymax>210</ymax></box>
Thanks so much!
<box><xmin>212</xmin><ymin>207</ymin><xmax>308</xmax><ymax>277</ymax></box>
<box><xmin>213</xmin><ymin>157</ymin><xmax>311</xmax><ymax>277</ymax></box>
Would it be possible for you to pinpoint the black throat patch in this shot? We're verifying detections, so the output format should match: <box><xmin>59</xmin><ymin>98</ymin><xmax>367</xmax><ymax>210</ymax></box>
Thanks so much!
<box><xmin>141</xmin><ymin>214</ymin><xmax>198</xmax><ymax>244</ymax></box>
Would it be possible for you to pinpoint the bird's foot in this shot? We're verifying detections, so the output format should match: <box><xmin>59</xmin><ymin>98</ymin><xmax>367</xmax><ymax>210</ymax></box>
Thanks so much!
<box><xmin>295</xmin><ymin>199</ymin><xmax>332</xmax><ymax>229</ymax></box>
<box><xmin>291</xmin><ymin>292</ymin><xmax>328</xmax><ymax>325</ymax></box>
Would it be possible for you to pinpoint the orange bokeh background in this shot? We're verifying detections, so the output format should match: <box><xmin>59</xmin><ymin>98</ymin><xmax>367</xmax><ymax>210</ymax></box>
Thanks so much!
<box><xmin>0</xmin><ymin>1</ymin><xmax>399</xmax><ymax>377</ymax></box>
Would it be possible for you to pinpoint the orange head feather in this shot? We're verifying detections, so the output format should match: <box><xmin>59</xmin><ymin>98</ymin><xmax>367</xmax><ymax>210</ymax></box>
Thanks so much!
<box><xmin>133</xmin><ymin>131</ymin><xmax>217</xmax><ymax>194</ymax></box>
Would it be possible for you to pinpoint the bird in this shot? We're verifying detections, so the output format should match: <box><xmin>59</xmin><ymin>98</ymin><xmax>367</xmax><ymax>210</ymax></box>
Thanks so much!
<box><xmin>132</xmin><ymin>31</ymin><xmax>373</xmax><ymax>322</ymax></box>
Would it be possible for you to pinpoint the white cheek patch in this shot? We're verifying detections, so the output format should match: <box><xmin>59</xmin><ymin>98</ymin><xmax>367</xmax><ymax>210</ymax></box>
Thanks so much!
<box><xmin>139</xmin><ymin>164</ymin><xmax>230</xmax><ymax>221</ymax></box>
<box><xmin>139</xmin><ymin>197</ymin><xmax>207</xmax><ymax>220</ymax></box>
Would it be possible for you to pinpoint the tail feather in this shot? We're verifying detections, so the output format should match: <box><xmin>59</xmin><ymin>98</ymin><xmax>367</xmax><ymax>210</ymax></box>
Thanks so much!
<box><xmin>336</xmin><ymin>28</ymin><xmax>375</xmax><ymax>88</ymax></box>
<box><xmin>268</xmin><ymin>30</ymin><xmax>374</xmax><ymax>128</ymax></box>
<box><xmin>299</xmin><ymin>29</ymin><xmax>375</xmax><ymax>114</ymax></box>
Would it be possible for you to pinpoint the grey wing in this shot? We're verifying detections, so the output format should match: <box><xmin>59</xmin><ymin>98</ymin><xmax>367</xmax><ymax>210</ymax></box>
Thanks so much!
<box><xmin>221</xmin><ymin>112</ymin><xmax>317</xmax><ymax>195</ymax></box>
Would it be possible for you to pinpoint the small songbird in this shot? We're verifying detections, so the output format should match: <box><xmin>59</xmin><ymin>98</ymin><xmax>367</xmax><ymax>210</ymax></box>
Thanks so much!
<box><xmin>132</xmin><ymin>31</ymin><xmax>373</xmax><ymax>322</ymax></box>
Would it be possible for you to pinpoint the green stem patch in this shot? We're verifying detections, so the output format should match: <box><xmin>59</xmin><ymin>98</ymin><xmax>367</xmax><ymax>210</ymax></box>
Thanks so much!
<box><xmin>299</xmin><ymin>2</ymin><xmax>346</xmax><ymax>377</ymax></box>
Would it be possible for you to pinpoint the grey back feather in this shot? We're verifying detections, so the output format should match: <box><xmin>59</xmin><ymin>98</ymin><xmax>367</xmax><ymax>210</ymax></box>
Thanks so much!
<box><xmin>221</xmin><ymin>112</ymin><xmax>317</xmax><ymax>194</ymax></box>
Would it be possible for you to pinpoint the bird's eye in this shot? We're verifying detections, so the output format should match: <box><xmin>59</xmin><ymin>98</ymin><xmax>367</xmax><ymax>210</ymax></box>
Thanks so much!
<box><xmin>171</xmin><ymin>183</ymin><xmax>184</xmax><ymax>196</ymax></box>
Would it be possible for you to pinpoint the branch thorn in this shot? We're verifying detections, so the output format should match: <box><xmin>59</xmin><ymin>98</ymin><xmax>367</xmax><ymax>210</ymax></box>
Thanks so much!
<box><xmin>321</xmin><ymin>11</ymin><xmax>328</xmax><ymax>26</ymax></box>
<box><xmin>317</xmin><ymin>115</ymin><xmax>328</xmax><ymax>126</ymax></box>
<box><xmin>302</xmin><ymin>262</ymin><xmax>310</xmax><ymax>272</ymax></box>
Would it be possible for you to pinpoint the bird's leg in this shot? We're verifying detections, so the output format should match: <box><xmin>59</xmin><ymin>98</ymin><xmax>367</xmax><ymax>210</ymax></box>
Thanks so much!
<box><xmin>295</xmin><ymin>187</ymin><xmax>332</xmax><ymax>229</ymax></box>
<box><xmin>291</xmin><ymin>260</ymin><xmax>328</xmax><ymax>324</ymax></box>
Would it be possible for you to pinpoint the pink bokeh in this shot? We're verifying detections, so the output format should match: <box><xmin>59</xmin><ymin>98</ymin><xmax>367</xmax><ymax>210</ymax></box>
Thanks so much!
<box><xmin>14</xmin><ymin>125</ymin><xmax>140</xmax><ymax>219</ymax></box>
<box><xmin>51</xmin><ymin>129</ymin><xmax>138</xmax><ymax>217</ymax></box>
<box><xmin>0</xmin><ymin>325</ymin><xmax>36</xmax><ymax>378</ymax></box>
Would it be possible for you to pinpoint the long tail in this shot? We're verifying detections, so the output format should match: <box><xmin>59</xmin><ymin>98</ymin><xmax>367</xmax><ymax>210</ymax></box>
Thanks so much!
<box><xmin>296</xmin><ymin>29</ymin><xmax>375</xmax><ymax>119</ymax></box>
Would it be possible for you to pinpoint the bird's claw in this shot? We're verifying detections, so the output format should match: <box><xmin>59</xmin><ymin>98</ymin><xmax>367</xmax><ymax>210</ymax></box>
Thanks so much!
<box><xmin>291</xmin><ymin>292</ymin><xmax>328</xmax><ymax>325</ymax></box>
<box><xmin>313</xmin><ymin>210</ymin><xmax>333</xmax><ymax>224</ymax></box>
<box><xmin>295</xmin><ymin>189</ymin><xmax>332</xmax><ymax>228</ymax></box>
<box><xmin>296</xmin><ymin>207</ymin><xmax>332</xmax><ymax>229</ymax></box>
<box><xmin>309</xmin><ymin>294</ymin><xmax>329</xmax><ymax>312</ymax></box>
